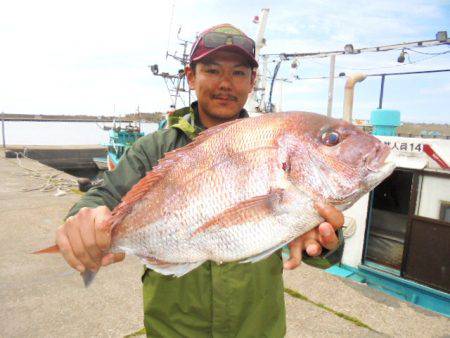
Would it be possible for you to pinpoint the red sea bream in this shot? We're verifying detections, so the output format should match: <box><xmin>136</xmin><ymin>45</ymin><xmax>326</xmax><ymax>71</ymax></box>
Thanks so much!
<box><xmin>39</xmin><ymin>112</ymin><xmax>395</xmax><ymax>283</ymax></box>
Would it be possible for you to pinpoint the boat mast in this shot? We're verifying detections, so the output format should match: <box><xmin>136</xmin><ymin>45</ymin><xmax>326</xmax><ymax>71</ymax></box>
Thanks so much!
<box><xmin>149</xmin><ymin>1</ymin><xmax>191</xmax><ymax>110</ymax></box>
<box><xmin>246</xmin><ymin>8</ymin><xmax>270</xmax><ymax>114</ymax></box>
<box><xmin>149</xmin><ymin>31</ymin><xmax>190</xmax><ymax>110</ymax></box>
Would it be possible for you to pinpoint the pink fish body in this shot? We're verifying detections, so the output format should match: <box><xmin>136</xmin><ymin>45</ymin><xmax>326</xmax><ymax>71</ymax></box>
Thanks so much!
<box><xmin>101</xmin><ymin>112</ymin><xmax>394</xmax><ymax>277</ymax></box>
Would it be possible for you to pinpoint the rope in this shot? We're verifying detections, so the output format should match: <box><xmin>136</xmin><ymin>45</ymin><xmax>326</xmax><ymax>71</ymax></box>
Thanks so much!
<box><xmin>11</xmin><ymin>150</ymin><xmax>78</xmax><ymax>193</ymax></box>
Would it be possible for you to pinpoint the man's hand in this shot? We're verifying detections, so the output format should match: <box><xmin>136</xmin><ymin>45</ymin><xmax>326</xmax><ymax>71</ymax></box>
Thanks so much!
<box><xmin>55</xmin><ymin>206</ymin><xmax>125</xmax><ymax>273</ymax></box>
<box><xmin>284</xmin><ymin>202</ymin><xmax>344</xmax><ymax>270</ymax></box>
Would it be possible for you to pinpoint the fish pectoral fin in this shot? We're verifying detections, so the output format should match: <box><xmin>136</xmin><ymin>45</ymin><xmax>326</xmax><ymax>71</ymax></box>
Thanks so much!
<box><xmin>143</xmin><ymin>260</ymin><xmax>205</xmax><ymax>277</ymax></box>
<box><xmin>193</xmin><ymin>188</ymin><xmax>285</xmax><ymax>236</ymax></box>
<box><xmin>239</xmin><ymin>241</ymin><xmax>290</xmax><ymax>264</ymax></box>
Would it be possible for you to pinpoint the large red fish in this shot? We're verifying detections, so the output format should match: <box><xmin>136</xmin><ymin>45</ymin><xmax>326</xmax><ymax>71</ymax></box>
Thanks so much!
<box><xmin>37</xmin><ymin>112</ymin><xmax>395</xmax><ymax>284</ymax></box>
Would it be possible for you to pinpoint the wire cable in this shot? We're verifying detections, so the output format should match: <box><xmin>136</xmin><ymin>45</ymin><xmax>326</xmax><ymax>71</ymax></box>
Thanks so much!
<box><xmin>404</xmin><ymin>48</ymin><xmax>450</xmax><ymax>56</ymax></box>
<box><xmin>327</xmin><ymin>52</ymin><xmax>450</xmax><ymax>72</ymax></box>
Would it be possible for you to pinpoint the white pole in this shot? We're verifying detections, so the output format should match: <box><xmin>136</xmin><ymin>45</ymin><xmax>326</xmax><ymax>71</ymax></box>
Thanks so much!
<box><xmin>277</xmin><ymin>81</ymin><xmax>283</xmax><ymax>112</ymax></box>
<box><xmin>261</xmin><ymin>55</ymin><xmax>268</xmax><ymax>111</ymax></box>
<box><xmin>1</xmin><ymin>112</ymin><xmax>5</xmax><ymax>148</ymax></box>
<box><xmin>327</xmin><ymin>55</ymin><xmax>336</xmax><ymax>117</ymax></box>
<box><xmin>254</xmin><ymin>8</ymin><xmax>270</xmax><ymax>60</ymax></box>
<box><xmin>247</xmin><ymin>8</ymin><xmax>270</xmax><ymax>113</ymax></box>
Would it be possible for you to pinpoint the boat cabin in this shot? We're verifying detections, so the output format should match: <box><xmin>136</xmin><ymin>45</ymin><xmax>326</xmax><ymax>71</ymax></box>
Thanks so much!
<box><xmin>329</xmin><ymin>135</ymin><xmax>450</xmax><ymax>316</ymax></box>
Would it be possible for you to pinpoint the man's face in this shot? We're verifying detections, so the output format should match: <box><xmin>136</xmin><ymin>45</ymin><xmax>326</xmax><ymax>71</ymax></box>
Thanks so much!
<box><xmin>186</xmin><ymin>50</ymin><xmax>256</xmax><ymax>128</ymax></box>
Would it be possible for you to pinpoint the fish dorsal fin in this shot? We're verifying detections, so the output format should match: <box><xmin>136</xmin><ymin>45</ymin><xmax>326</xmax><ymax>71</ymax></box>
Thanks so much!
<box><xmin>107</xmin><ymin>170</ymin><xmax>165</xmax><ymax>228</ymax></box>
<box><xmin>163</xmin><ymin>118</ymin><xmax>241</xmax><ymax>162</ymax></box>
<box><xmin>192</xmin><ymin>118</ymin><xmax>241</xmax><ymax>142</ymax></box>
<box><xmin>151</xmin><ymin>117</ymin><xmax>242</xmax><ymax>168</ymax></box>
<box><xmin>106</xmin><ymin>118</ymin><xmax>243</xmax><ymax>231</ymax></box>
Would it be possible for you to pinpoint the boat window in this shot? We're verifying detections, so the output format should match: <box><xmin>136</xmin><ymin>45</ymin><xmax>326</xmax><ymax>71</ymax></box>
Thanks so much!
<box><xmin>364</xmin><ymin>169</ymin><xmax>413</xmax><ymax>270</ymax></box>
<box><xmin>415</xmin><ymin>174</ymin><xmax>450</xmax><ymax>223</ymax></box>
<box><xmin>364</xmin><ymin>169</ymin><xmax>450</xmax><ymax>292</ymax></box>
<box><xmin>440</xmin><ymin>202</ymin><xmax>450</xmax><ymax>222</ymax></box>
<box><xmin>403</xmin><ymin>171</ymin><xmax>450</xmax><ymax>292</ymax></box>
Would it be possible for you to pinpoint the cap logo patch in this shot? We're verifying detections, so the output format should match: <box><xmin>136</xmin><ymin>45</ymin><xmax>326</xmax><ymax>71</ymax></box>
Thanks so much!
<box><xmin>215</xmin><ymin>27</ymin><xmax>242</xmax><ymax>35</ymax></box>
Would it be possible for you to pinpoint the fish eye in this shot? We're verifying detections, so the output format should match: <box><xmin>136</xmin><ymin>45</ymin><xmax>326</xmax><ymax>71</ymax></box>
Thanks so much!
<box><xmin>321</xmin><ymin>130</ymin><xmax>341</xmax><ymax>146</ymax></box>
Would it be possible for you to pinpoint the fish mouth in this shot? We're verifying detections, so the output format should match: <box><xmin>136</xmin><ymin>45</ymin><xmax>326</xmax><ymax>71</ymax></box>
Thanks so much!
<box><xmin>363</xmin><ymin>161</ymin><xmax>396</xmax><ymax>190</ymax></box>
<box><xmin>325</xmin><ymin>161</ymin><xmax>396</xmax><ymax>209</ymax></box>
<box><xmin>364</xmin><ymin>144</ymin><xmax>391</xmax><ymax>172</ymax></box>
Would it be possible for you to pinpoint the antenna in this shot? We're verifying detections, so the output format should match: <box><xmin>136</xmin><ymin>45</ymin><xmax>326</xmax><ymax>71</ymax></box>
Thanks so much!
<box><xmin>149</xmin><ymin>26</ymin><xmax>193</xmax><ymax>109</ymax></box>
<box><xmin>166</xmin><ymin>0</ymin><xmax>175</xmax><ymax>57</ymax></box>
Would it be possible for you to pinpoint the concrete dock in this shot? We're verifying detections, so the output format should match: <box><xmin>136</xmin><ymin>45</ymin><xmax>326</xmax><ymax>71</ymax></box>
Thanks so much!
<box><xmin>1</xmin><ymin>150</ymin><xmax>449</xmax><ymax>337</ymax></box>
<box><xmin>5</xmin><ymin>145</ymin><xmax>107</xmax><ymax>170</ymax></box>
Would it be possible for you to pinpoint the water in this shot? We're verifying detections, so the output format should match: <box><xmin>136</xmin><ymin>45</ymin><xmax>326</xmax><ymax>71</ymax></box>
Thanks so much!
<box><xmin>1</xmin><ymin>120</ymin><xmax>160</xmax><ymax>179</ymax></box>
<box><xmin>1</xmin><ymin>121</ymin><xmax>159</xmax><ymax>146</ymax></box>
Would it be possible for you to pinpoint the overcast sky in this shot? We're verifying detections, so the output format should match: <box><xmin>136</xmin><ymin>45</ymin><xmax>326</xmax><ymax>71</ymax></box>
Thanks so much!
<box><xmin>0</xmin><ymin>0</ymin><xmax>449</xmax><ymax>123</ymax></box>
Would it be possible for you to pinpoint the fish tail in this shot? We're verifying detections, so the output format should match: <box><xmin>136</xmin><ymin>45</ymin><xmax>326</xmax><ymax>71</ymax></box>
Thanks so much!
<box><xmin>32</xmin><ymin>244</ymin><xmax>60</xmax><ymax>254</ymax></box>
<box><xmin>82</xmin><ymin>269</ymin><xmax>97</xmax><ymax>287</ymax></box>
<box><xmin>33</xmin><ymin>244</ymin><xmax>97</xmax><ymax>287</ymax></box>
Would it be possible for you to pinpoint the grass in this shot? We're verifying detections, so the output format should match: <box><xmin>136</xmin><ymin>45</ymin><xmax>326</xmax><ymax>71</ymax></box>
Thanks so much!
<box><xmin>284</xmin><ymin>287</ymin><xmax>375</xmax><ymax>332</ymax></box>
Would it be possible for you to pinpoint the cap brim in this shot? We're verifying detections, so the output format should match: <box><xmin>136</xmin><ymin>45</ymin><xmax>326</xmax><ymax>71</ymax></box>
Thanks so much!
<box><xmin>191</xmin><ymin>45</ymin><xmax>258</xmax><ymax>68</ymax></box>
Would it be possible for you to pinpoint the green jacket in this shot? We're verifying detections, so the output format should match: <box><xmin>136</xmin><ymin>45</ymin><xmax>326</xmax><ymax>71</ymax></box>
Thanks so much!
<box><xmin>67</xmin><ymin>102</ymin><xmax>343</xmax><ymax>337</ymax></box>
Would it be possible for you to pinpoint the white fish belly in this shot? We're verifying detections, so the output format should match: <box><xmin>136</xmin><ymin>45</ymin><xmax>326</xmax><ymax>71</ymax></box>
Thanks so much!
<box><xmin>113</xmin><ymin>184</ymin><xmax>323</xmax><ymax>265</ymax></box>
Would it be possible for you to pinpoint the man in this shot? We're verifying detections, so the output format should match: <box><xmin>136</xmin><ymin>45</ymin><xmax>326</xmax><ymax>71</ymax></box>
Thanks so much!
<box><xmin>58</xmin><ymin>24</ymin><xmax>344</xmax><ymax>337</ymax></box>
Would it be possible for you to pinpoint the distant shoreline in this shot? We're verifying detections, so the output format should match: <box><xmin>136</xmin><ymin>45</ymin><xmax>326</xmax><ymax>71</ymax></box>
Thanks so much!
<box><xmin>0</xmin><ymin>112</ymin><xmax>164</xmax><ymax>123</ymax></box>
<box><xmin>1</xmin><ymin>113</ymin><xmax>448</xmax><ymax>138</ymax></box>
<box><xmin>2</xmin><ymin>117</ymin><xmax>130</xmax><ymax>122</ymax></box>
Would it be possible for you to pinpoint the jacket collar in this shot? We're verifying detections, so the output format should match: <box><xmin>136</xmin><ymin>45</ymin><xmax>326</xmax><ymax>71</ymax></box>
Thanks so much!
<box><xmin>168</xmin><ymin>101</ymin><xmax>249</xmax><ymax>140</ymax></box>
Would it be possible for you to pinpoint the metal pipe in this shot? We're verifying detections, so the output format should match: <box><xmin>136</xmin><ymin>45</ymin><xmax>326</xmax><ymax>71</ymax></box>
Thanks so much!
<box><xmin>254</xmin><ymin>8</ymin><xmax>270</xmax><ymax>60</ymax></box>
<box><xmin>378</xmin><ymin>75</ymin><xmax>385</xmax><ymax>109</ymax></box>
<box><xmin>369</xmin><ymin>68</ymin><xmax>450</xmax><ymax>77</ymax></box>
<box><xmin>277</xmin><ymin>81</ymin><xmax>283</xmax><ymax>112</ymax></box>
<box><xmin>327</xmin><ymin>55</ymin><xmax>336</xmax><ymax>117</ymax></box>
<box><xmin>262</xmin><ymin>55</ymin><xmax>268</xmax><ymax>107</ymax></box>
<box><xmin>262</xmin><ymin>38</ymin><xmax>450</xmax><ymax>59</ymax></box>
<box><xmin>1</xmin><ymin>112</ymin><xmax>5</xmax><ymax>148</ymax></box>
<box><xmin>267</xmin><ymin>60</ymin><xmax>282</xmax><ymax>112</ymax></box>
<box><xmin>343</xmin><ymin>73</ymin><xmax>367</xmax><ymax>122</ymax></box>
<box><xmin>247</xmin><ymin>8</ymin><xmax>269</xmax><ymax>113</ymax></box>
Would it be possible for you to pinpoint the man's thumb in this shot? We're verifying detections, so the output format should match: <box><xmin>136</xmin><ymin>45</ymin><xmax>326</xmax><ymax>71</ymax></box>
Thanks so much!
<box><xmin>94</xmin><ymin>206</ymin><xmax>113</xmax><ymax>251</ymax></box>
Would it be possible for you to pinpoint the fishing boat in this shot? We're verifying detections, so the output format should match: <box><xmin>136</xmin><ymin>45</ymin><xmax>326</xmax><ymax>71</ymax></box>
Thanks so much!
<box><xmin>324</xmin><ymin>77</ymin><xmax>450</xmax><ymax>317</ymax></box>
<box><xmin>329</xmin><ymin>127</ymin><xmax>449</xmax><ymax>316</ymax></box>
<box><xmin>93</xmin><ymin>121</ymin><xmax>144</xmax><ymax>171</ymax></box>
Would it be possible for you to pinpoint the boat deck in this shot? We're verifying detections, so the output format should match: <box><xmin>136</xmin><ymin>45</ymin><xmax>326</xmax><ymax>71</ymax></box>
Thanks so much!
<box><xmin>1</xmin><ymin>149</ymin><xmax>449</xmax><ymax>337</ymax></box>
